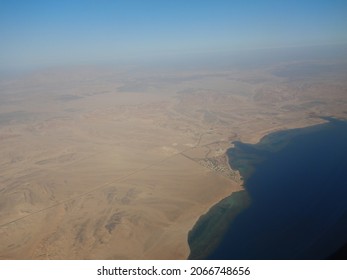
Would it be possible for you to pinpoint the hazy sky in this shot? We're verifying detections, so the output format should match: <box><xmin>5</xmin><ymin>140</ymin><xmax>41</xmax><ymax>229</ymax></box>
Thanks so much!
<box><xmin>1</xmin><ymin>0</ymin><xmax>347</xmax><ymax>70</ymax></box>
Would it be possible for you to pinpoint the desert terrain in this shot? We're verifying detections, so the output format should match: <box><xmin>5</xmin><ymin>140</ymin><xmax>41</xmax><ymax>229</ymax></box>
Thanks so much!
<box><xmin>0</xmin><ymin>56</ymin><xmax>346</xmax><ymax>259</ymax></box>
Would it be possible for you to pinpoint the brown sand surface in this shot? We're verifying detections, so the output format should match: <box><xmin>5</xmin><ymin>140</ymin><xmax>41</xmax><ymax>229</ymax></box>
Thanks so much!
<box><xmin>0</xmin><ymin>62</ymin><xmax>346</xmax><ymax>259</ymax></box>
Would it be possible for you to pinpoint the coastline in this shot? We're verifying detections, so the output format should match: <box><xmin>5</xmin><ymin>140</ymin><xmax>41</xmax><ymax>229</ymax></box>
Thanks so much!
<box><xmin>186</xmin><ymin>118</ymin><xmax>334</xmax><ymax>259</ymax></box>
<box><xmin>187</xmin><ymin>190</ymin><xmax>250</xmax><ymax>259</ymax></box>
<box><xmin>188</xmin><ymin>117</ymin><xmax>347</xmax><ymax>259</ymax></box>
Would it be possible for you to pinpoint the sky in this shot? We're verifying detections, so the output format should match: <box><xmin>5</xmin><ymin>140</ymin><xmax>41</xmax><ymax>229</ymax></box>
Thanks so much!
<box><xmin>1</xmin><ymin>0</ymin><xmax>347</xmax><ymax>70</ymax></box>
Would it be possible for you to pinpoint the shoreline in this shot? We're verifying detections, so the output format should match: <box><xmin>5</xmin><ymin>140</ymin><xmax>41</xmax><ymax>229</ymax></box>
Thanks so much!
<box><xmin>188</xmin><ymin>117</ymin><xmax>347</xmax><ymax>259</ymax></box>
<box><xmin>186</xmin><ymin>118</ymin><xmax>334</xmax><ymax>259</ymax></box>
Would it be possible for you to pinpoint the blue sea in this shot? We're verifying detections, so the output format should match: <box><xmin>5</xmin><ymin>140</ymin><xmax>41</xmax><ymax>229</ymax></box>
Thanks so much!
<box><xmin>208</xmin><ymin>118</ymin><xmax>347</xmax><ymax>259</ymax></box>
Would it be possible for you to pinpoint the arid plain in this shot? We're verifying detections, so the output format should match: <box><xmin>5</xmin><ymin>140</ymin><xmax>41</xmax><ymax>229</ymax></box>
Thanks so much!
<box><xmin>1</xmin><ymin>55</ymin><xmax>347</xmax><ymax>259</ymax></box>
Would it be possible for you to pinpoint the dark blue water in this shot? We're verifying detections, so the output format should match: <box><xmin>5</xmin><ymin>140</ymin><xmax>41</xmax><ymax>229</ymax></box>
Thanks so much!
<box><xmin>208</xmin><ymin>118</ymin><xmax>347</xmax><ymax>259</ymax></box>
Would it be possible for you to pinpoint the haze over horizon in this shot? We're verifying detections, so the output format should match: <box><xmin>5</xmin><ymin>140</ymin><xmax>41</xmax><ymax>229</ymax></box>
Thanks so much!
<box><xmin>1</xmin><ymin>0</ymin><xmax>347</xmax><ymax>261</ymax></box>
<box><xmin>1</xmin><ymin>0</ymin><xmax>347</xmax><ymax>71</ymax></box>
